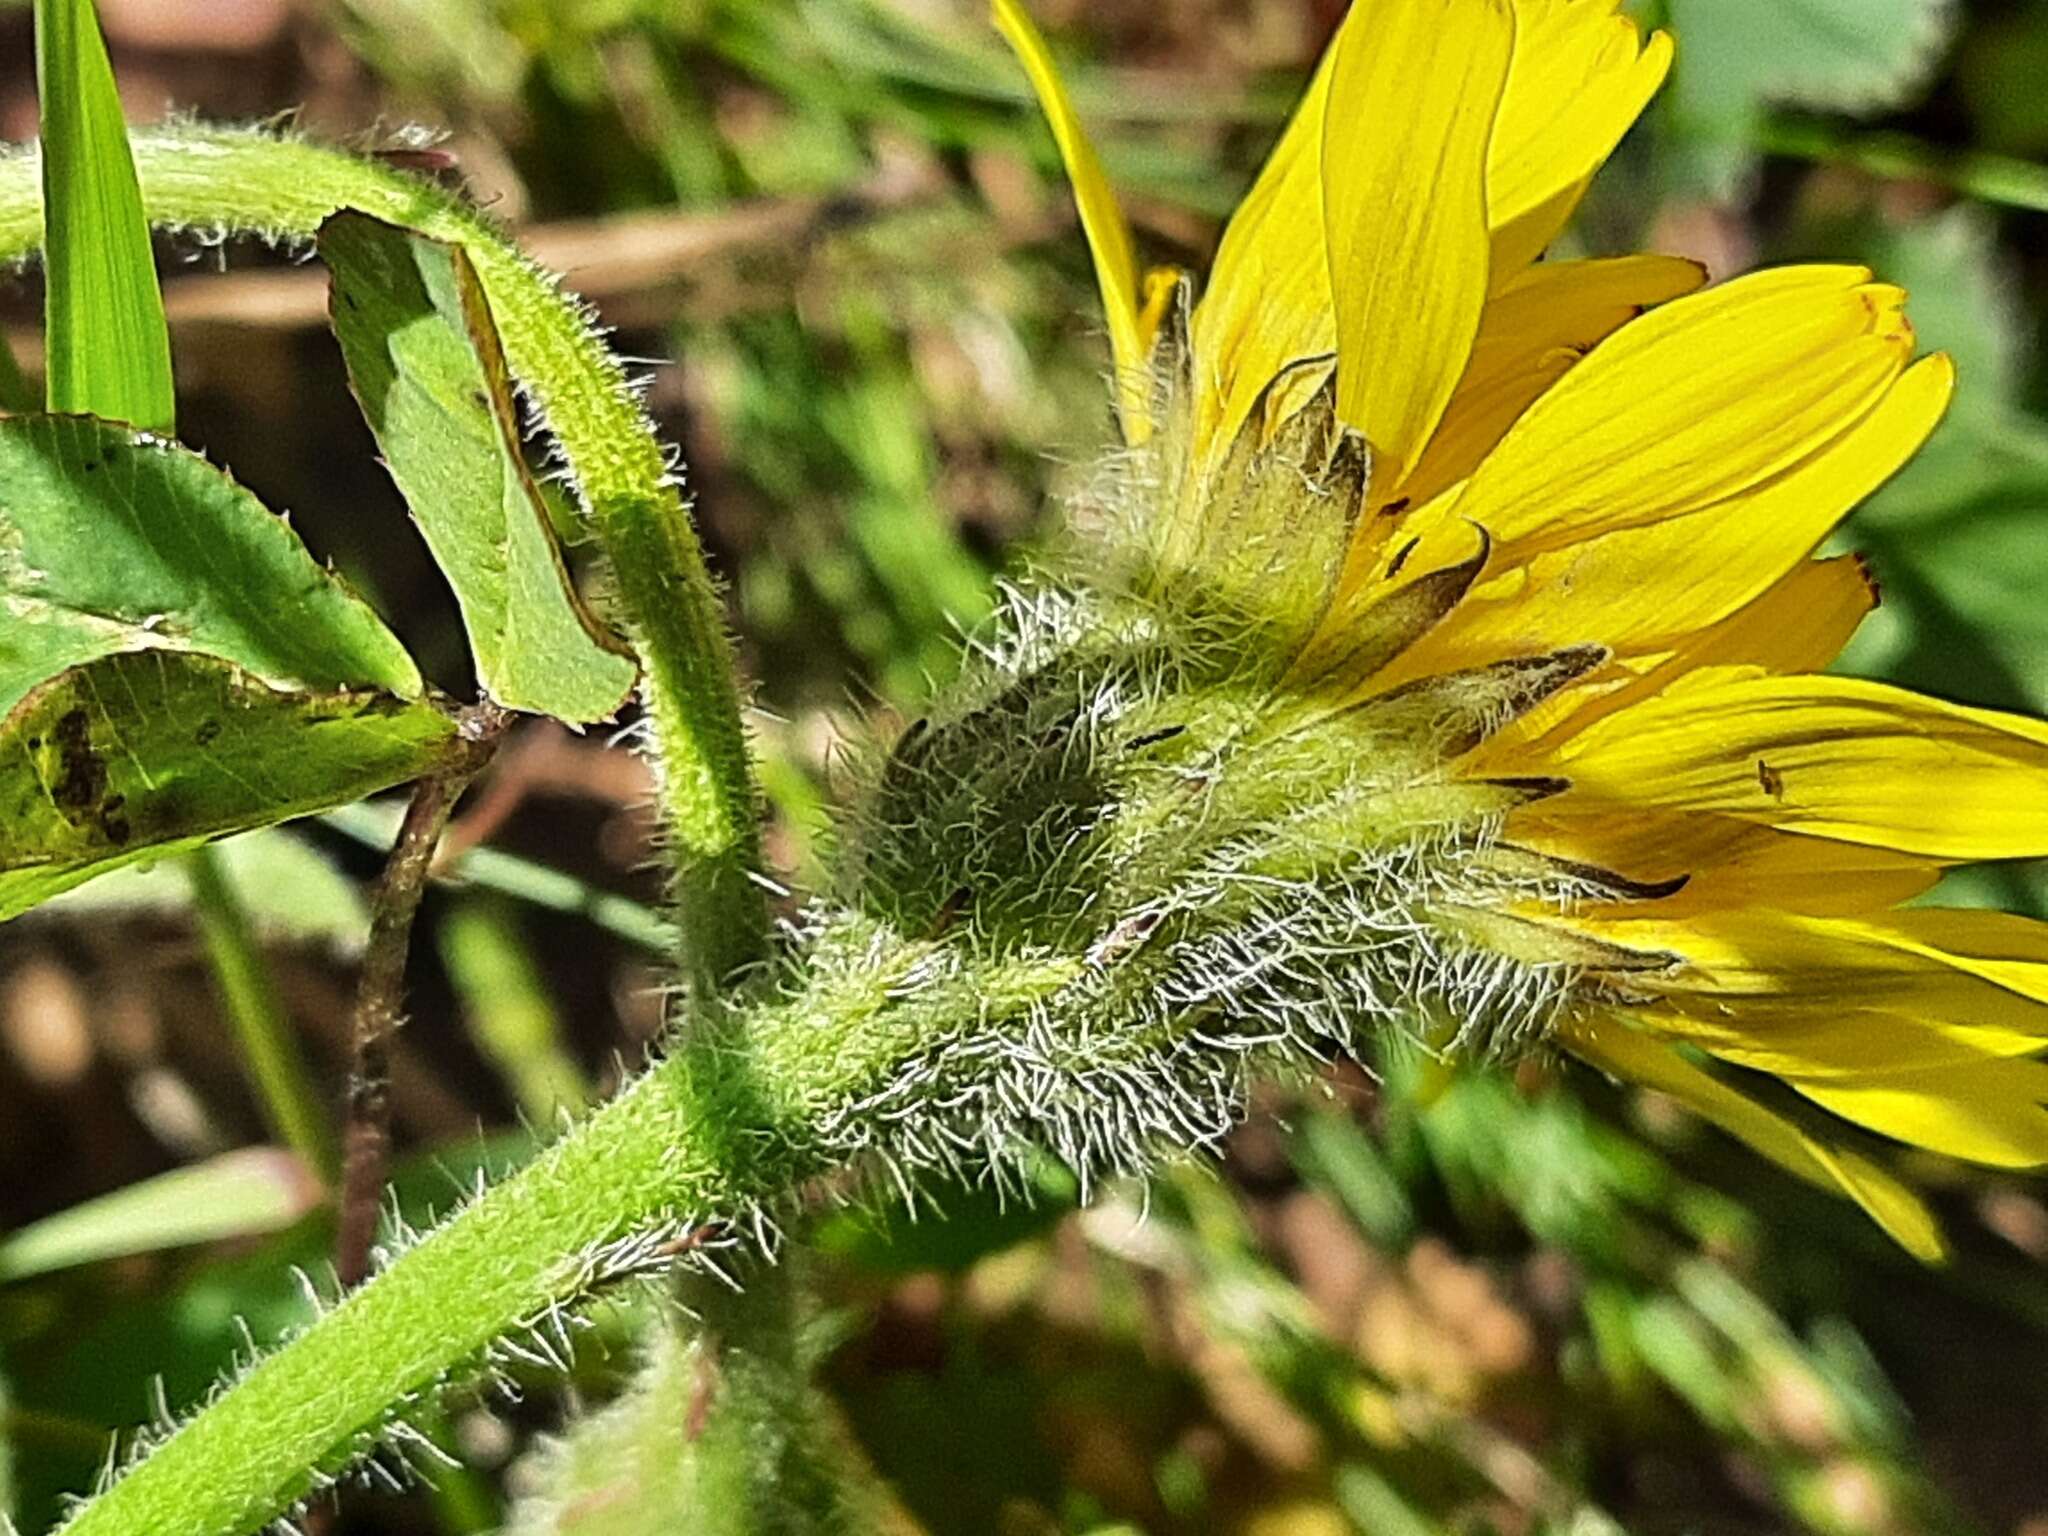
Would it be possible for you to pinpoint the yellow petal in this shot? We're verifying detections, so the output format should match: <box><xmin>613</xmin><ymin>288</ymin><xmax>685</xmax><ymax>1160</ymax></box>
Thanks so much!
<box><xmin>1189</xmin><ymin>48</ymin><xmax>1337</xmax><ymax>462</ymax></box>
<box><xmin>1660</xmin><ymin>1003</ymin><xmax>2042</xmax><ymax>1082</ymax></box>
<box><xmin>1490</xmin><ymin>174</ymin><xmax>1590</xmax><ymax>277</ymax></box>
<box><xmin>1441</xmin><ymin>267</ymin><xmax>1917</xmax><ymax>555</ymax></box>
<box><xmin>1878</xmin><ymin>906</ymin><xmax>2048</xmax><ymax>1005</ymax></box>
<box><xmin>993</xmin><ymin>0</ymin><xmax>1151</xmax><ymax>441</ymax></box>
<box><xmin>1566</xmin><ymin>907</ymin><xmax>2048</xmax><ymax>1038</ymax></box>
<box><xmin>1553</xmin><ymin>671</ymin><xmax>2048</xmax><ymax>859</ymax></box>
<box><xmin>1192</xmin><ymin>0</ymin><xmax>1513</xmax><ymax>468</ymax></box>
<box><xmin>1653</xmin><ymin>553</ymin><xmax>1886</xmax><ymax>677</ymax></box>
<box><xmin>1323</xmin><ymin>0</ymin><xmax>1515</xmax><ymax>482</ymax></box>
<box><xmin>1372</xmin><ymin>362</ymin><xmax>1939</xmax><ymax>731</ymax></box>
<box><xmin>1471</xmin><ymin>254</ymin><xmax>1709</xmax><ymax>366</ymax></box>
<box><xmin>1794</xmin><ymin>1058</ymin><xmax>2048</xmax><ymax>1168</ymax></box>
<box><xmin>1393</xmin><ymin>254</ymin><xmax>1707</xmax><ymax>511</ymax></box>
<box><xmin>1604</xmin><ymin>910</ymin><xmax>2048</xmax><ymax>1074</ymax></box>
<box><xmin>1489</xmin><ymin>1</ymin><xmax>1673</xmax><ymax>275</ymax></box>
<box><xmin>1471</xmin><ymin>553</ymin><xmax>1886</xmax><ymax>770</ymax></box>
<box><xmin>1560</xmin><ymin>1013</ymin><xmax>1945</xmax><ymax>1260</ymax></box>
<box><xmin>1508</xmin><ymin>809</ymin><xmax>1943</xmax><ymax>916</ymax></box>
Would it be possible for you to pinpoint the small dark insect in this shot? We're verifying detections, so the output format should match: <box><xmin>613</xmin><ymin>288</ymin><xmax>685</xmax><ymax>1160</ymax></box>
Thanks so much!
<box><xmin>372</xmin><ymin>146</ymin><xmax>462</xmax><ymax>176</ymax></box>
<box><xmin>1124</xmin><ymin>723</ymin><xmax>1187</xmax><ymax>753</ymax></box>
<box><xmin>1757</xmin><ymin>759</ymin><xmax>1786</xmax><ymax>799</ymax></box>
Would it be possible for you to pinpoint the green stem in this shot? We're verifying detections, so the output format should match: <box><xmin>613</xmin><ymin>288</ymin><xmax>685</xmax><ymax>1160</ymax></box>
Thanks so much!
<box><xmin>0</xmin><ymin>122</ymin><xmax>826</xmax><ymax>1535</ymax></box>
<box><xmin>666</xmin><ymin>1261</ymin><xmax>856</xmax><ymax>1536</ymax></box>
<box><xmin>1755</xmin><ymin>117</ymin><xmax>2048</xmax><ymax>215</ymax></box>
<box><xmin>186</xmin><ymin>845</ymin><xmax>339</xmax><ymax>1181</ymax></box>
<box><xmin>335</xmin><ymin>706</ymin><xmax>509</xmax><ymax>1289</ymax></box>
<box><xmin>56</xmin><ymin>1052</ymin><xmax>737</xmax><ymax>1536</ymax></box>
<box><xmin>0</xmin><ymin>124</ymin><xmax>766</xmax><ymax>988</ymax></box>
<box><xmin>54</xmin><ymin>920</ymin><xmax>1086</xmax><ymax>1536</ymax></box>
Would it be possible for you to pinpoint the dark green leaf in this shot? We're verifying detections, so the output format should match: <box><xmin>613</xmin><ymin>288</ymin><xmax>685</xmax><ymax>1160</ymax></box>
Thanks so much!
<box><xmin>32</xmin><ymin>0</ymin><xmax>175</xmax><ymax>431</ymax></box>
<box><xmin>319</xmin><ymin>211</ymin><xmax>637</xmax><ymax>723</ymax></box>
<box><xmin>0</xmin><ymin>650</ymin><xmax>455</xmax><ymax>919</ymax></box>
<box><xmin>0</xmin><ymin>413</ymin><xmax>424</xmax><ymax>716</ymax></box>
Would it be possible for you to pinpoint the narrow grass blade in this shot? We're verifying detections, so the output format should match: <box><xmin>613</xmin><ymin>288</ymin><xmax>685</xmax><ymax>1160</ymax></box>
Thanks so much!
<box><xmin>33</xmin><ymin>0</ymin><xmax>175</xmax><ymax>431</ymax></box>
<box><xmin>0</xmin><ymin>1148</ymin><xmax>322</xmax><ymax>1282</ymax></box>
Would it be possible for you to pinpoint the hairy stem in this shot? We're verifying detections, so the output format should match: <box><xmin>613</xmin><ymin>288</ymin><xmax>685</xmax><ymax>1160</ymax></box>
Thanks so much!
<box><xmin>0</xmin><ymin>124</ymin><xmax>766</xmax><ymax>989</ymax></box>
<box><xmin>0</xmin><ymin>123</ymin><xmax>836</xmax><ymax>1535</ymax></box>
<box><xmin>337</xmin><ymin>706</ymin><xmax>509</xmax><ymax>1287</ymax></box>
<box><xmin>186</xmin><ymin>845</ymin><xmax>339</xmax><ymax>1181</ymax></box>
<box><xmin>56</xmin><ymin>1051</ymin><xmax>736</xmax><ymax>1536</ymax></box>
<box><xmin>53</xmin><ymin>912</ymin><xmax>1105</xmax><ymax>1536</ymax></box>
<box><xmin>668</xmin><ymin>1259</ymin><xmax>855</xmax><ymax>1535</ymax></box>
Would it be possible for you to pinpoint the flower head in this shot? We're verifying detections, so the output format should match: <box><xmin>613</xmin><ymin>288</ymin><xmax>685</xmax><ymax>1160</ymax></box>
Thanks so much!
<box><xmin>982</xmin><ymin>0</ymin><xmax>2048</xmax><ymax>1258</ymax></box>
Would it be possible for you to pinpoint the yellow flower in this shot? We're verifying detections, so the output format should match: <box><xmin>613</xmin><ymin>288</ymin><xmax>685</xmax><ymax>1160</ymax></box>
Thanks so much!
<box><xmin>995</xmin><ymin>0</ymin><xmax>2048</xmax><ymax>1259</ymax></box>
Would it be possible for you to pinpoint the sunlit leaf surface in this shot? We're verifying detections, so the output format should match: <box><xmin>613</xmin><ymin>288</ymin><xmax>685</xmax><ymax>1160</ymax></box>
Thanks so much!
<box><xmin>321</xmin><ymin>210</ymin><xmax>637</xmax><ymax>724</ymax></box>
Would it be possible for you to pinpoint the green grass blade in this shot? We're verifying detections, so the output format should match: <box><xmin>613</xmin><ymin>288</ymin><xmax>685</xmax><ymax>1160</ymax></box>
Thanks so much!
<box><xmin>32</xmin><ymin>0</ymin><xmax>175</xmax><ymax>431</ymax></box>
<box><xmin>0</xmin><ymin>1149</ymin><xmax>321</xmax><ymax>1282</ymax></box>
<box><xmin>440</xmin><ymin>898</ymin><xmax>591</xmax><ymax>1121</ymax></box>
<box><xmin>188</xmin><ymin>848</ymin><xmax>342</xmax><ymax>1180</ymax></box>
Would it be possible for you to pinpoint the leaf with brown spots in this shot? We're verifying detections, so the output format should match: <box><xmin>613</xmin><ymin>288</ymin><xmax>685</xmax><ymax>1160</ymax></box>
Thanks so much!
<box><xmin>0</xmin><ymin>651</ymin><xmax>455</xmax><ymax>920</ymax></box>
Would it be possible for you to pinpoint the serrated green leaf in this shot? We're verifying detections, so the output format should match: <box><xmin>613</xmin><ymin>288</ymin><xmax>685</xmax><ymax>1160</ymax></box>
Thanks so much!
<box><xmin>319</xmin><ymin>210</ymin><xmax>637</xmax><ymax>723</ymax></box>
<box><xmin>1663</xmin><ymin>0</ymin><xmax>1957</xmax><ymax>197</ymax></box>
<box><xmin>32</xmin><ymin>0</ymin><xmax>175</xmax><ymax>432</ymax></box>
<box><xmin>0</xmin><ymin>1148</ymin><xmax>321</xmax><ymax>1282</ymax></box>
<box><xmin>1669</xmin><ymin>0</ymin><xmax>1955</xmax><ymax>117</ymax></box>
<box><xmin>0</xmin><ymin>650</ymin><xmax>455</xmax><ymax>919</ymax></box>
<box><xmin>0</xmin><ymin>413</ymin><xmax>424</xmax><ymax>714</ymax></box>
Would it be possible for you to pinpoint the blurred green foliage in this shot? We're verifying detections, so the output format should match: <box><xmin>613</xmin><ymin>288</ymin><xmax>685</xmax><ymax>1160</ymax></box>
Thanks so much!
<box><xmin>5</xmin><ymin>0</ymin><xmax>2048</xmax><ymax>1533</ymax></box>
